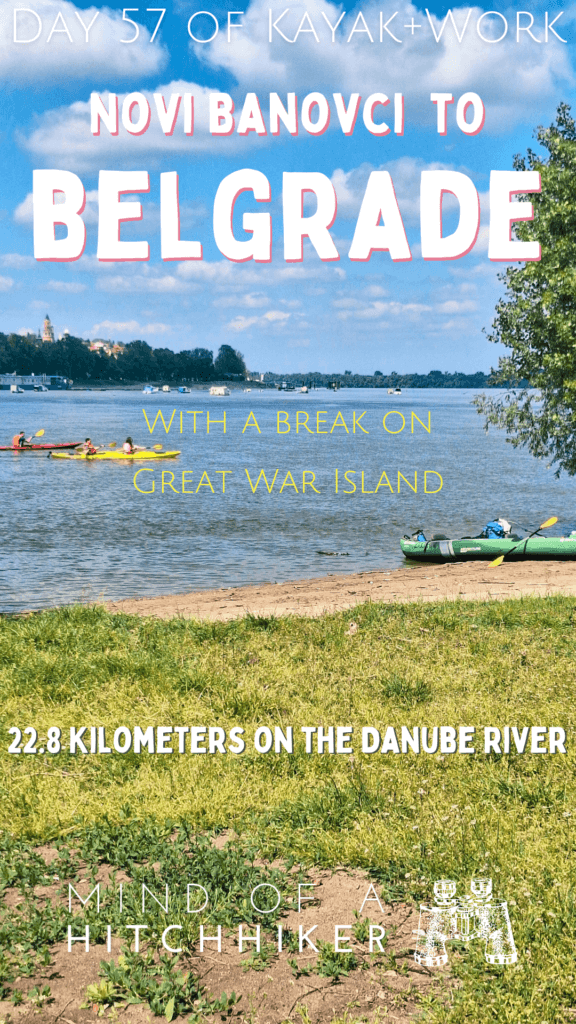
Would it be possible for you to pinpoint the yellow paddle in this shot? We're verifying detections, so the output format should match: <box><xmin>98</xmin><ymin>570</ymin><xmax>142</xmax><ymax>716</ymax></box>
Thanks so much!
<box><xmin>489</xmin><ymin>516</ymin><xmax>558</xmax><ymax>568</ymax></box>
<box><xmin>16</xmin><ymin>428</ymin><xmax>45</xmax><ymax>447</ymax></box>
<box><xmin>108</xmin><ymin>441</ymin><xmax>117</xmax><ymax>448</ymax></box>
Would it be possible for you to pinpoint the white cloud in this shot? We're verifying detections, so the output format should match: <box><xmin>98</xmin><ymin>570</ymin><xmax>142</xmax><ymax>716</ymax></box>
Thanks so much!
<box><xmin>363</xmin><ymin>285</ymin><xmax>387</xmax><ymax>298</ymax></box>
<box><xmin>332</xmin><ymin>158</ymin><xmax>469</xmax><ymax>223</ymax></box>
<box><xmin>203</xmin><ymin>0</ymin><xmax>572</xmax><ymax>131</ymax></box>
<box><xmin>91</xmin><ymin>318</ymin><xmax>172</xmax><ymax>337</ymax></box>
<box><xmin>14</xmin><ymin>190</ymin><xmax>162</xmax><ymax>234</ymax></box>
<box><xmin>177</xmin><ymin>260</ymin><xmax>345</xmax><ymax>288</ymax></box>
<box><xmin>142</xmin><ymin>322</ymin><xmax>173</xmax><ymax>335</ymax></box>
<box><xmin>96</xmin><ymin>274</ymin><xmax>188</xmax><ymax>294</ymax></box>
<box><xmin>264</xmin><ymin>309</ymin><xmax>291</xmax><ymax>322</ymax></box>
<box><xmin>92</xmin><ymin>319</ymin><xmax>140</xmax><ymax>334</ymax></box>
<box><xmin>19</xmin><ymin>0</ymin><xmax>571</xmax><ymax>172</ymax></box>
<box><xmin>40</xmin><ymin>257</ymin><xmax>343</xmax><ymax>292</ymax></box>
<box><xmin>1</xmin><ymin>0</ymin><xmax>166</xmax><ymax>84</ymax></box>
<box><xmin>333</xmin><ymin>297</ymin><xmax>362</xmax><ymax>309</ymax></box>
<box><xmin>0</xmin><ymin>254</ymin><xmax>36</xmax><ymax>269</ymax></box>
<box><xmin>17</xmin><ymin>327</ymin><xmax>36</xmax><ymax>336</ymax></box>
<box><xmin>437</xmin><ymin>299</ymin><xmax>477</xmax><ymax>314</ymax></box>
<box><xmin>45</xmin><ymin>280</ymin><xmax>87</xmax><ymax>293</ymax></box>
<box><xmin>14</xmin><ymin>189</ymin><xmax>100</xmax><ymax>226</ymax></box>
<box><xmin>21</xmin><ymin>81</ymin><xmax>254</xmax><ymax>172</ymax></box>
<box><xmin>217</xmin><ymin>292</ymin><xmax>269</xmax><ymax>308</ymax></box>
<box><xmin>336</xmin><ymin>299</ymin><xmax>432</xmax><ymax>320</ymax></box>
<box><xmin>0</xmin><ymin>276</ymin><xmax>14</xmax><ymax>291</ymax></box>
<box><xmin>227</xmin><ymin>309</ymin><xmax>291</xmax><ymax>331</ymax></box>
<box><xmin>13</xmin><ymin>193</ymin><xmax>35</xmax><ymax>225</ymax></box>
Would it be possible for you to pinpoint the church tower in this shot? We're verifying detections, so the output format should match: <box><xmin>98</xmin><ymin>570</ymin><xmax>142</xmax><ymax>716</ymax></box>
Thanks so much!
<box><xmin>42</xmin><ymin>314</ymin><xmax>55</xmax><ymax>343</ymax></box>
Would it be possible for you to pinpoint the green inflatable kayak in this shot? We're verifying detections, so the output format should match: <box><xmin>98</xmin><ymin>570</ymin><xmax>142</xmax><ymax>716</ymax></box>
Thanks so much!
<box><xmin>401</xmin><ymin>535</ymin><xmax>576</xmax><ymax>563</ymax></box>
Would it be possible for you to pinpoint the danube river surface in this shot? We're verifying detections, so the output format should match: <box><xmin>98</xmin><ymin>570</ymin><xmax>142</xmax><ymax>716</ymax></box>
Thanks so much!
<box><xmin>2</xmin><ymin>387</ymin><xmax>575</xmax><ymax>612</ymax></box>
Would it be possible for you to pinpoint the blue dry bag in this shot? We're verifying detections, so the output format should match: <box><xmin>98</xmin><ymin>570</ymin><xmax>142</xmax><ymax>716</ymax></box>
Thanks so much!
<box><xmin>482</xmin><ymin>520</ymin><xmax>507</xmax><ymax>540</ymax></box>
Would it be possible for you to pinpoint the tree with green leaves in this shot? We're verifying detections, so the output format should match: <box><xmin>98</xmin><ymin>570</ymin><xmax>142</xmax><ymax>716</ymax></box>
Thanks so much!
<box><xmin>214</xmin><ymin>344</ymin><xmax>247</xmax><ymax>378</ymax></box>
<box><xmin>475</xmin><ymin>103</ymin><xmax>576</xmax><ymax>475</ymax></box>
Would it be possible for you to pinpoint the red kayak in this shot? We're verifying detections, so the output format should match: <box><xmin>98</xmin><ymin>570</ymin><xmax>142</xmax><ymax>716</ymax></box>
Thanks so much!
<box><xmin>0</xmin><ymin>442</ymin><xmax>81</xmax><ymax>452</ymax></box>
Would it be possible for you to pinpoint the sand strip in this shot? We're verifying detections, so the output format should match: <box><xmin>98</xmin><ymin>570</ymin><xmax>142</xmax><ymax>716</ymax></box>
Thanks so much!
<box><xmin>105</xmin><ymin>560</ymin><xmax>576</xmax><ymax>621</ymax></box>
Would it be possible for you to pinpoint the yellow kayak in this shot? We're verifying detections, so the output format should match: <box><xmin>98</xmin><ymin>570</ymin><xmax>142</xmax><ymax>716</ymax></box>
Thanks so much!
<box><xmin>51</xmin><ymin>450</ymin><xmax>181</xmax><ymax>461</ymax></box>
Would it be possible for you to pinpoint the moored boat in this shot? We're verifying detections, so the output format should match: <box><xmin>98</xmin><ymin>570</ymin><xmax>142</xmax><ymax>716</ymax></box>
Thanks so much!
<box><xmin>401</xmin><ymin>535</ymin><xmax>576</xmax><ymax>563</ymax></box>
<box><xmin>209</xmin><ymin>385</ymin><xmax>230</xmax><ymax>396</ymax></box>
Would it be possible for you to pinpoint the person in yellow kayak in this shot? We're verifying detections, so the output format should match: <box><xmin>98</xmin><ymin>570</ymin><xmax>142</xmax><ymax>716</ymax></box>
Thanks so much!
<box><xmin>80</xmin><ymin>437</ymin><xmax>102</xmax><ymax>455</ymax></box>
<box><xmin>122</xmin><ymin>436</ymin><xmax>147</xmax><ymax>454</ymax></box>
<box><xmin>12</xmin><ymin>431</ymin><xmax>33</xmax><ymax>448</ymax></box>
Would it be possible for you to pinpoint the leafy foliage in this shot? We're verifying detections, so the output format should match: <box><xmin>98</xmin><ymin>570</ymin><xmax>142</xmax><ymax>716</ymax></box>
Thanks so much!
<box><xmin>475</xmin><ymin>103</ymin><xmax>576</xmax><ymax>474</ymax></box>
<box><xmin>315</xmin><ymin>942</ymin><xmax>357</xmax><ymax>981</ymax></box>
<box><xmin>0</xmin><ymin>334</ymin><xmax>245</xmax><ymax>383</ymax></box>
<box><xmin>96</xmin><ymin>951</ymin><xmax>240</xmax><ymax>1020</ymax></box>
<box><xmin>213</xmin><ymin>344</ymin><xmax>247</xmax><ymax>378</ymax></box>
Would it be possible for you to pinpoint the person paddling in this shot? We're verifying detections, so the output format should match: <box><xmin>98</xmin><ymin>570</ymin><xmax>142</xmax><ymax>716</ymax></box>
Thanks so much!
<box><xmin>12</xmin><ymin>431</ymin><xmax>32</xmax><ymax>448</ymax></box>
<box><xmin>80</xmin><ymin>437</ymin><xmax>101</xmax><ymax>455</ymax></box>
<box><xmin>122</xmin><ymin>436</ymin><xmax>146</xmax><ymax>454</ymax></box>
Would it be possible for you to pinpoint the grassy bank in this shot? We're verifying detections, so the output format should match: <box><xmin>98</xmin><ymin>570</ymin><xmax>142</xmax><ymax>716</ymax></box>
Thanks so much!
<box><xmin>0</xmin><ymin>597</ymin><xmax>575</xmax><ymax>1022</ymax></box>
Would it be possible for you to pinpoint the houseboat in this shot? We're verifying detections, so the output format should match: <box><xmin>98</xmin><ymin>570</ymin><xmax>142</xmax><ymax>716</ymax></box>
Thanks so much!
<box><xmin>0</xmin><ymin>373</ymin><xmax>71</xmax><ymax>391</ymax></box>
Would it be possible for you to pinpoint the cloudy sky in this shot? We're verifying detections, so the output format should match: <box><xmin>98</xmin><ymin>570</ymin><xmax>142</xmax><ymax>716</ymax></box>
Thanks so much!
<box><xmin>0</xmin><ymin>0</ymin><xmax>574</xmax><ymax>373</ymax></box>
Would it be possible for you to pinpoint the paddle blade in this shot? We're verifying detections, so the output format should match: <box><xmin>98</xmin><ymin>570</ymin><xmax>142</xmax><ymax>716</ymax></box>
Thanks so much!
<box><xmin>540</xmin><ymin>516</ymin><xmax>558</xmax><ymax>530</ymax></box>
<box><xmin>35</xmin><ymin>429</ymin><xmax>45</xmax><ymax>437</ymax></box>
<box><xmin>108</xmin><ymin>441</ymin><xmax>117</xmax><ymax>448</ymax></box>
<box><xmin>489</xmin><ymin>555</ymin><xmax>505</xmax><ymax>568</ymax></box>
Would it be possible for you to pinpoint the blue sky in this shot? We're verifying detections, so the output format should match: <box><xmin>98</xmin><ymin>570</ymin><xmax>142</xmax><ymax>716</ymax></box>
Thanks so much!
<box><xmin>0</xmin><ymin>0</ymin><xmax>574</xmax><ymax>374</ymax></box>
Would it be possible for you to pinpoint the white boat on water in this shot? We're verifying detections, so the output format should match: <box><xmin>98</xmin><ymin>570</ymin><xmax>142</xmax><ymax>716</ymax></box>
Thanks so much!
<box><xmin>143</xmin><ymin>385</ymin><xmax>159</xmax><ymax>394</ymax></box>
<box><xmin>300</xmin><ymin>385</ymin><xmax>308</xmax><ymax>393</ymax></box>
<box><xmin>162</xmin><ymin>385</ymin><xmax>171</xmax><ymax>392</ymax></box>
<box><xmin>210</xmin><ymin>385</ymin><xmax>231</xmax><ymax>396</ymax></box>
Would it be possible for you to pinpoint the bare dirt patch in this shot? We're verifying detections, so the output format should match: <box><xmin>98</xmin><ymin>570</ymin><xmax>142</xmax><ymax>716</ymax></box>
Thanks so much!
<box><xmin>105</xmin><ymin>560</ymin><xmax>576</xmax><ymax>622</ymax></box>
<box><xmin>0</xmin><ymin>868</ymin><xmax>450</xmax><ymax>1024</ymax></box>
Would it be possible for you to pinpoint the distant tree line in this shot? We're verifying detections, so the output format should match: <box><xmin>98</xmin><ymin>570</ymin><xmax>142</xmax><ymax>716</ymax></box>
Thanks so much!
<box><xmin>0</xmin><ymin>334</ymin><xmax>247</xmax><ymax>382</ymax></box>
<box><xmin>265</xmin><ymin>369</ymin><xmax>502</xmax><ymax>388</ymax></box>
<box><xmin>0</xmin><ymin>331</ymin><xmax>505</xmax><ymax>388</ymax></box>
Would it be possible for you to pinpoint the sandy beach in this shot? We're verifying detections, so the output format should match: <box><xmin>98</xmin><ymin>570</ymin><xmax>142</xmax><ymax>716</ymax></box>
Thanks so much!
<box><xmin>106</xmin><ymin>559</ymin><xmax>576</xmax><ymax>621</ymax></box>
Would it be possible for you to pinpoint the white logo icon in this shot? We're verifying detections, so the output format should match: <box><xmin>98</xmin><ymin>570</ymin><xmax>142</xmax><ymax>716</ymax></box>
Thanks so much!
<box><xmin>414</xmin><ymin>877</ymin><xmax>517</xmax><ymax>967</ymax></box>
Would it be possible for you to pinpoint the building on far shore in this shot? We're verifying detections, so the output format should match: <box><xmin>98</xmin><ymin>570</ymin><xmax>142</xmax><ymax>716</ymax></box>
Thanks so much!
<box><xmin>41</xmin><ymin>314</ymin><xmax>55</xmax><ymax>343</ymax></box>
<box><xmin>88</xmin><ymin>338</ymin><xmax>127</xmax><ymax>358</ymax></box>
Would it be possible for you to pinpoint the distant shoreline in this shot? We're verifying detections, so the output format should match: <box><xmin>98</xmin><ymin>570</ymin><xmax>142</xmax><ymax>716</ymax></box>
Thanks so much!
<box><xmin>65</xmin><ymin>382</ymin><xmax>500</xmax><ymax>391</ymax></box>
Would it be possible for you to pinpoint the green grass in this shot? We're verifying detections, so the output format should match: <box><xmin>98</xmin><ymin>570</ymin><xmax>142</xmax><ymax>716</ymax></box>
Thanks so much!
<box><xmin>0</xmin><ymin>597</ymin><xmax>575</xmax><ymax>1022</ymax></box>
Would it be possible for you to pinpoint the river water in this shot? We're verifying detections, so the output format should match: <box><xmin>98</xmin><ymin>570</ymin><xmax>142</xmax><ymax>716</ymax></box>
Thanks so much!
<box><xmin>1</xmin><ymin>387</ymin><xmax>575</xmax><ymax>612</ymax></box>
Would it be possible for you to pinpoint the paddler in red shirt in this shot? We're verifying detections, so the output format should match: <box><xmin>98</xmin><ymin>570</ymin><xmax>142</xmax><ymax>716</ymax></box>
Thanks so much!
<box><xmin>12</xmin><ymin>431</ymin><xmax>32</xmax><ymax>448</ymax></box>
<box><xmin>80</xmin><ymin>437</ymin><xmax>102</xmax><ymax>455</ymax></box>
